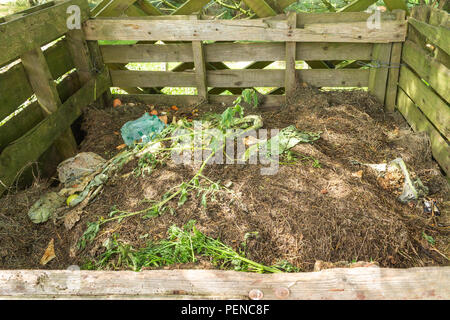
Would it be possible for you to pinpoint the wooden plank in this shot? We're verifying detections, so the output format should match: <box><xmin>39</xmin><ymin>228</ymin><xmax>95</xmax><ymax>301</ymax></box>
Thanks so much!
<box><xmin>0</xmin><ymin>71</ymin><xmax>81</xmax><ymax>151</ymax></box>
<box><xmin>0</xmin><ymin>268</ymin><xmax>448</xmax><ymax>299</ymax></box>
<box><xmin>110</xmin><ymin>69</ymin><xmax>369</xmax><ymax>88</ymax></box>
<box><xmin>242</xmin><ymin>0</ymin><xmax>278</xmax><ymax>18</ymax></box>
<box><xmin>408</xmin><ymin>17</ymin><xmax>450</xmax><ymax>57</ymax></box>
<box><xmin>0</xmin><ymin>102</ymin><xmax>44</xmax><ymax>152</ymax></box>
<box><xmin>338</xmin><ymin>0</ymin><xmax>377</xmax><ymax>13</ymax></box>
<box><xmin>1</xmin><ymin>1</ymin><xmax>55</xmax><ymax>22</ymax></box>
<box><xmin>401</xmin><ymin>40</ymin><xmax>450</xmax><ymax>103</ymax></box>
<box><xmin>192</xmin><ymin>41</ymin><xmax>208</xmax><ymax>101</ymax></box>
<box><xmin>0</xmin><ymin>69</ymin><xmax>110</xmax><ymax>195</ymax></box>
<box><xmin>83</xmin><ymin>18</ymin><xmax>407</xmax><ymax>43</ymax></box>
<box><xmin>171</xmin><ymin>0</ymin><xmax>210</xmax><ymax>15</ymax></box>
<box><xmin>397</xmin><ymin>89</ymin><xmax>450</xmax><ymax>176</ymax></box>
<box><xmin>385</xmin><ymin>10</ymin><xmax>406</xmax><ymax>112</ymax></box>
<box><xmin>65</xmin><ymin>30</ymin><xmax>94</xmax><ymax>84</ymax></box>
<box><xmin>115</xmin><ymin>94</ymin><xmax>285</xmax><ymax>107</ymax></box>
<box><xmin>285</xmin><ymin>11</ymin><xmax>297</xmax><ymax>101</ymax></box>
<box><xmin>398</xmin><ymin>66</ymin><xmax>450</xmax><ymax>140</ymax></box>
<box><xmin>0</xmin><ymin>0</ymin><xmax>90</xmax><ymax>66</ymax></box>
<box><xmin>95</xmin><ymin>0</ymin><xmax>138</xmax><ymax>17</ymax></box>
<box><xmin>383</xmin><ymin>0</ymin><xmax>409</xmax><ymax>14</ymax></box>
<box><xmin>0</xmin><ymin>40</ymin><xmax>75</xmax><ymax>121</ymax></box>
<box><xmin>368</xmin><ymin>43</ymin><xmax>392</xmax><ymax>104</ymax></box>
<box><xmin>135</xmin><ymin>0</ymin><xmax>163</xmax><ymax>16</ymax></box>
<box><xmin>100</xmin><ymin>42</ymin><xmax>373</xmax><ymax>63</ymax></box>
<box><xmin>20</xmin><ymin>47</ymin><xmax>78</xmax><ymax>159</ymax></box>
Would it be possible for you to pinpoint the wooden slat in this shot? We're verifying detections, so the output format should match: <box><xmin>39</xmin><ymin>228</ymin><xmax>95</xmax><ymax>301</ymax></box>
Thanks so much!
<box><xmin>110</xmin><ymin>69</ymin><xmax>369</xmax><ymax>88</ymax></box>
<box><xmin>368</xmin><ymin>43</ymin><xmax>392</xmax><ymax>104</ymax></box>
<box><xmin>0</xmin><ymin>69</ymin><xmax>110</xmax><ymax>195</ymax></box>
<box><xmin>408</xmin><ymin>17</ymin><xmax>450</xmax><ymax>57</ymax></box>
<box><xmin>20</xmin><ymin>47</ymin><xmax>78</xmax><ymax>159</ymax></box>
<box><xmin>298</xmin><ymin>11</ymin><xmax>396</xmax><ymax>24</ymax></box>
<box><xmin>192</xmin><ymin>41</ymin><xmax>207</xmax><ymax>100</ymax></box>
<box><xmin>65</xmin><ymin>30</ymin><xmax>94</xmax><ymax>84</ymax></box>
<box><xmin>385</xmin><ymin>10</ymin><xmax>406</xmax><ymax>112</ymax></box>
<box><xmin>383</xmin><ymin>0</ymin><xmax>409</xmax><ymax>14</ymax></box>
<box><xmin>401</xmin><ymin>40</ymin><xmax>450</xmax><ymax>103</ymax></box>
<box><xmin>0</xmin><ymin>40</ymin><xmax>75</xmax><ymax>121</ymax></box>
<box><xmin>0</xmin><ymin>71</ymin><xmax>81</xmax><ymax>151</ymax></box>
<box><xmin>115</xmin><ymin>94</ymin><xmax>285</xmax><ymax>107</ymax></box>
<box><xmin>242</xmin><ymin>0</ymin><xmax>278</xmax><ymax>18</ymax></box>
<box><xmin>171</xmin><ymin>0</ymin><xmax>210</xmax><ymax>15</ymax></box>
<box><xmin>1</xmin><ymin>1</ymin><xmax>55</xmax><ymax>22</ymax></box>
<box><xmin>83</xmin><ymin>18</ymin><xmax>406</xmax><ymax>43</ymax></box>
<box><xmin>0</xmin><ymin>0</ymin><xmax>90</xmax><ymax>65</ymax></box>
<box><xmin>285</xmin><ymin>11</ymin><xmax>297</xmax><ymax>101</ymax></box>
<box><xmin>95</xmin><ymin>0</ymin><xmax>137</xmax><ymax>17</ymax></box>
<box><xmin>397</xmin><ymin>89</ymin><xmax>450</xmax><ymax>176</ymax></box>
<box><xmin>135</xmin><ymin>0</ymin><xmax>163</xmax><ymax>16</ymax></box>
<box><xmin>0</xmin><ymin>268</ymin><xmax>448</xmax><ymax>299</ymax></box>
<box><xmin>100</xmin><ymin>42</ymin><xmax>373</xmax><ymax>63</ymax></box>
<box><xmin>398</xmin><ymin>66</ymin><xmax>450</xmax><ymax>140</ymax></box>
<box><xmin>338</xmin><ymin>0</ymin><xmax>377</xmax><ymax>13</ymax></box>
<box><xmin>0</xmin><ymin>102</ymin><xmax>44</xmax><ymax>152</ymax></box>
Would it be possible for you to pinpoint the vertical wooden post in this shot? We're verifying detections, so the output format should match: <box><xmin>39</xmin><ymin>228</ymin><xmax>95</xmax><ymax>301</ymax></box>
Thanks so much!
<box><xmin>368</xmin><ymin>42</ymin><xmax>392</xmax><ymax>105</ymax></box>
<box><xmin>66</xmin><ymin>28</ymin><xmax>112</xmax><ymax>107</ymax></box>
<box><xmin>192</xmin><ymin>16</ymin><xmax>208</xmax><ymax>102</ymax></box>
<box><xmin>285</xmin><ymin>11</ymin><xmax>297</xmax><ymax>103</ymax></box>
<box><xmin>20</xmin><ymin>47</ymin><xmax>78</xmax><ymax>159</ymax></box>
<box><xmin>384</xmin><ymin>10</ymin><xmax>406</xmax><ymax>112</ymax></box>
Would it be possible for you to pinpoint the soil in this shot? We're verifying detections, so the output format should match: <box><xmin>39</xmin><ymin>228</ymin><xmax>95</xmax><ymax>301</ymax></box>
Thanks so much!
<box><xmin>1</xmin><ymin>86</ymin><xmax>449</xmax><ymax>271</ymax></box>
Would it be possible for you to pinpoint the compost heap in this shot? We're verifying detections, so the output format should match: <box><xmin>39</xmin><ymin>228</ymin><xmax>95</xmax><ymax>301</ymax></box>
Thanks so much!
<box><xmin>1</xmin><ymin>87</ymin><xmax>449</xmax><ymax>271</ymax></box>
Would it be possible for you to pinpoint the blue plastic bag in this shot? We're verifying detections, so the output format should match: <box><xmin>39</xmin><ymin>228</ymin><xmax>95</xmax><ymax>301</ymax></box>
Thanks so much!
<box><xmin>121</xmin><ymin>112</ymin><xmax>166</xmax><ymax>146</ymax></box>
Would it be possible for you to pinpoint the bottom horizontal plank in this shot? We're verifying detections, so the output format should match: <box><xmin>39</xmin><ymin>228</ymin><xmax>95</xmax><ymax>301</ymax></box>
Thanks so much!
<box><xmin>0</xmin><ymin>267</ymin><xmax>448</xmax><ymax>300</ymax></box>
<box><xmin>114</xmin><ymin>94</ymin><xmax>286</xmax><ymax>108</ymax></box>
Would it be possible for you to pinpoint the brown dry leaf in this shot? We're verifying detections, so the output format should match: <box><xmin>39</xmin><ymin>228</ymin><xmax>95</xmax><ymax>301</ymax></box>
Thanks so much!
<box><xmin>40</xmin><ymin>239</ymin><xmax>56</xmax><ymax>265</ymax></box>
<box><xmin>116</xmin><ymin>143</ymin><xmax>127</xmax><ymax>150</ymax></box>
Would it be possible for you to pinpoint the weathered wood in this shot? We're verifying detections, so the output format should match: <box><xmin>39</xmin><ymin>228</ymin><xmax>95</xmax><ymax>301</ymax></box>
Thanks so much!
<box><xmin>383</xmin><ymin>0</ymin><xmax>409</xmax><ymax>14</ymax></box>
<box><xmin>65</xmin><ymin>30</ymin><xmax>94</xmax><ymax>84</ymax></box>
<box><xmin>408</xmin><ymin>17</ymin><xmax>450</xmax><ymax>57</ymax></box>
<box><xmin>0</xmin><ymin>0</ymin><xmax>90</xmax><ymax>65</ymax></box>
<box><xmin>20</xmin><ymin>47</ymin><xmax>78</xmax><ymax>159</ymax></box>
<box><xmin>135</xmin><ymin>0</ymin><xmax>163</xmax><ymax>16</ymax></box>
<box><xmin>171</xmin><ymin>0</ymin><xmax>210</xmax><ymax>15</ymax></box>
<box><xmin>100</xmin><ymin>42</ymin><xmax>373</xmax><ymax>63</ymax></box>
<box><xmin>0</xmin><ymin>72</ymin><xmax>81</xmax><ymax>151</ymax></box>
<box><xmin>385</xmin><ymin>10</ymin><xmax>406</xmax><ymax>112</ymax></box>
<box><xmin>115</xmin><ymin>94</ymin><xmax>285</xmax><ymax>107</ymax></box>
<box><xmin>1</xmin><ymin>1</ymin><xmax>55</xmax><ymax>22</ymax></box>
<box><xmin>397</xmin><ymin>89</ymin><xmax>450</xmax><ymax>176</ymax></box>
<box><xmin>338</xmin><ymin>0</ymin><xmax>377</xmax><ymax>13</ymax></box>
<box><xmin>242</xmin><ymin>0</ymin><xmax>277</xmax><ymax>18</ymax></box>
<box><xmin>401</xmin><ymin>40</ymin><xmax>450</xmax><ymax>103</ymax></box>
<box><xmin>95</xmin><ymin>0</ymin><xmax>137</xmax><ymax>17</ymax></box>
<box><xmin>192</xmin><ymin>41</ymin><xmax>208</xmax><ymax>101</ymax></box>
<box><xmin>0</xmin><ymin>267</ymin><xmax>448</xmax><ymax>299</ymax></box>
<box><xmin>0</xmin><ymin>40</ymin><xmax>75</xmax><ymax>121</ymax></box>
<box><xmin>0</xmin><ymin>69</ymin><xmax>110</xmax><ymax>195</ymax></box>
<box><xmin>398</xmin><ymin>66</ymin><xmax>450</xmax><ymax>140</ymax></box>
<box><xmin>285</xmin><ymin>11</ymin><xmax>297</xmax><ymax>101</ymax></box>
<box><xmin>110</xmin><ymin>69</ymin><xmax>369</xmax><ymax>88</ymax></box>
<box><xmin>368</xmin><ymin>43</ymin><xmax>392</xmax><ymax>104</ymax></box>
<box><xmin>83</xmin><ymin>18</ymin><xmax>406</xmax><ymax>43</ymax></box>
